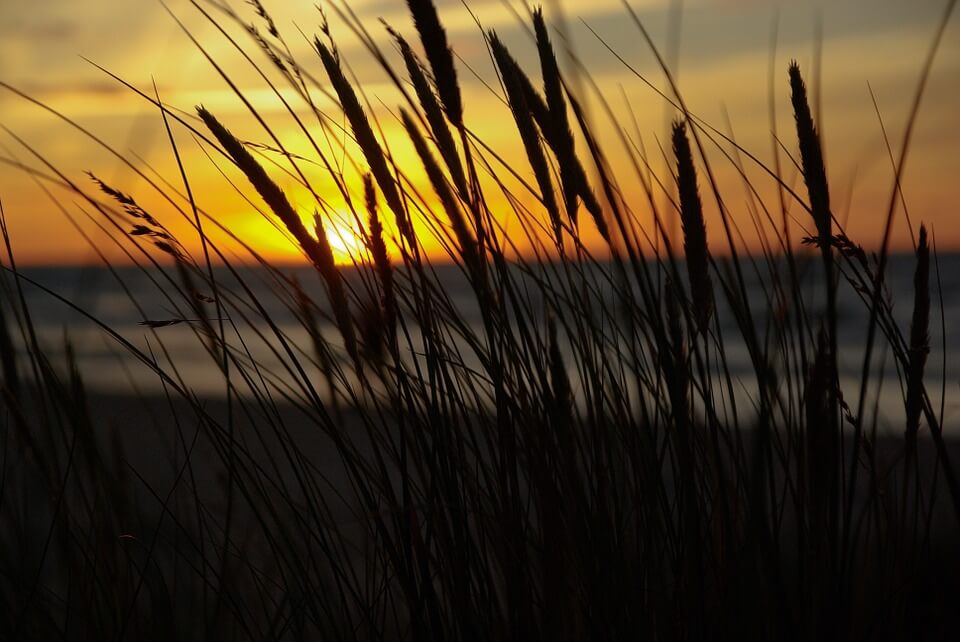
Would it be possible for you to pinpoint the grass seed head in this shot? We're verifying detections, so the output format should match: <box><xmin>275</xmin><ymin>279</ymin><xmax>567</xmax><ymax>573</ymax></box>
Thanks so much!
<box><xmin>393</xmin><ymin>30</ymin><xmax>468</xmax><ymax>199</ymax></box>
<box><xmin>789</xmin><ymin>61</ymin><xmax>832</xmax><ymax>244</ymax></box>
<box><xmin>401</xmin><ymin>109</ymin><xmax>478</xmax><ymax>273</ymax></box>
<box><xmin>197</xmin><ymin>106</ymin><xmax>320</xmax><ymax>264</ymax></box>
<box><xmin>315</xmin><ymin>39</ymin><xmax>415</xmax><ymax>248</ymax></box>
<box><xmin>672</xmin><ymin>119</ymin><xmax>713</xmax><ymax>334</ymax></box>
<box><xmin>532</xmin><ymin>8</ymin><xmax>580</xmax><ymax>221</ymax></box>
<box><xmin>406</xmin><ymin>0</ymin><xmax>463</xmax><ymax>127</ymax></box>
<box><xmin>364</xmin><ymin>175</ymin><xmax>395</xmax><ymax>330</ymax></box>
<box><xmin>906</xmin><ymin>224</ymin><xmax>931</xmax><ymax>448</ymax></box>
<box><xmin>489</xmin><ymin>33</ymin><xmax>563</xmax><ymax>242</ymax></box>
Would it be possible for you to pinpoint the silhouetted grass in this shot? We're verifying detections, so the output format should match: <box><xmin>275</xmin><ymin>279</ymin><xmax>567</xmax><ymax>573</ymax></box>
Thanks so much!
<box><xmin>1</xmin><ymin>1</ymin><xmax>959</xmax><ymax>640</ymax></box>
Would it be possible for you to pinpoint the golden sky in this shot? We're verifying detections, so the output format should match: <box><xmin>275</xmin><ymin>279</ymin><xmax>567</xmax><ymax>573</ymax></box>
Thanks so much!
<box><xmin>1</xmin><ymin>0</ymin><xmax>958</xmax><ymax>265</ymax></box>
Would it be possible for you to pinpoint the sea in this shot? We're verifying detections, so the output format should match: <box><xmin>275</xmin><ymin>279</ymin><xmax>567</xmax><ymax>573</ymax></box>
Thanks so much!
<box><xmin>4</xmin><ymin>254</ymin><xmax>959</xmax><ymax>431</ymax></box>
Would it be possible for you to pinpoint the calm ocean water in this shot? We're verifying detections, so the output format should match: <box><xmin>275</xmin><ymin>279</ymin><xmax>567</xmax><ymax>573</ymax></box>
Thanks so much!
<box><xmin>6</xmin><ymin>254</ymin><xmax>960</xmax><ymax>430</ymax></box>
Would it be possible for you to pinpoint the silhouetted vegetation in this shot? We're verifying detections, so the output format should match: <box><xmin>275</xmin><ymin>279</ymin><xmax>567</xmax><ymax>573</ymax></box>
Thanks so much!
<box><xmin>1</xmin><ymin>1</ymin><xmax>958</xmax><ymax>639</ymax></box>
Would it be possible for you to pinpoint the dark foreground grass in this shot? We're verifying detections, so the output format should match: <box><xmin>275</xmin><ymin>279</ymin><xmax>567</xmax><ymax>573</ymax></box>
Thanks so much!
<box><xmin>1</xmin><ymin>0</ymin><xmax>959</xmax><ymax>640</ymax></box>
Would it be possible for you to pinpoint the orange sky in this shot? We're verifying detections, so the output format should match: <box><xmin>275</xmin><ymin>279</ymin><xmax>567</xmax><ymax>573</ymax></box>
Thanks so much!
<box><xmin>1</xmin><ymin>0</ymin><xmax>958</xmax><ymax>266</ymax></box>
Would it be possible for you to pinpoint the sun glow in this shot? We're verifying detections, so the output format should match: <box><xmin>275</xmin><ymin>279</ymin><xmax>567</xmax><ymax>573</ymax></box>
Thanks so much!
<box><xmin>228</xmin><ymin>211</ymin><xmax>371</xmax><ymax>266</ymax></box>
<box><xmin>322</xmin><ymin>216</ymin><xmax>369</xmax><ymax>266</ymax></box>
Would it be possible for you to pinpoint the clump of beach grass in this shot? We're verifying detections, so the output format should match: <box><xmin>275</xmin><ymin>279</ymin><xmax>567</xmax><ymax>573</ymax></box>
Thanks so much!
<box><xmin>0</xmin><ymin>1</ymin><xmax>958</xmax><ymax>640</ymax></box>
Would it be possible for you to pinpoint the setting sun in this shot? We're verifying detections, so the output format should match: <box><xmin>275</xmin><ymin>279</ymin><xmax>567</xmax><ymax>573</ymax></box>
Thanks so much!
<box><xmin>321</xmin><ymin>216</ymin><xmax>368</xmax><ymax>266</ymax></box>
<box><xmin>227</xmin><ymin>211</ymin><xmax>369</xmax><ymax>266</ymax></box>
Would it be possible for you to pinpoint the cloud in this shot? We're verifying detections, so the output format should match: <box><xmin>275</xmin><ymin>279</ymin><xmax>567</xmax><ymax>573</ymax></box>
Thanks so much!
<box><xmin>0</xmin><ymin>0</ymin><xmax>80</xmax><ymax>42</ymax></box>
<box><xmin>0</xmin><ymin>18</ymin><xmax>76</xmax><ymax>41</ymax></box>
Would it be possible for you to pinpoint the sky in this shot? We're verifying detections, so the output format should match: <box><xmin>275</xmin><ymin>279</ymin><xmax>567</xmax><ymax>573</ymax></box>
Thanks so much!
<box><xmin>0</xmin><ymin>0</ymin><xmax>958</xmax><ymax>265</ymax></box>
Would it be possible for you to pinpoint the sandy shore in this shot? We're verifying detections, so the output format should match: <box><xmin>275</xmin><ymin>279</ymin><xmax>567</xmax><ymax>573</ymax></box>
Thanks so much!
<box><xmin>75</xmin><ymin>390</ymin><xmax>960</xmax><ymax>531</ymax></box>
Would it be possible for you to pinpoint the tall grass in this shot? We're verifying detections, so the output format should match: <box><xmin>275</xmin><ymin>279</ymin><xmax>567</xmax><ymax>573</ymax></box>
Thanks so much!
<box><xmin>1</xmin><ymin>1</ymin><xmax>958</xmax><ymax>640</ymax></box>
